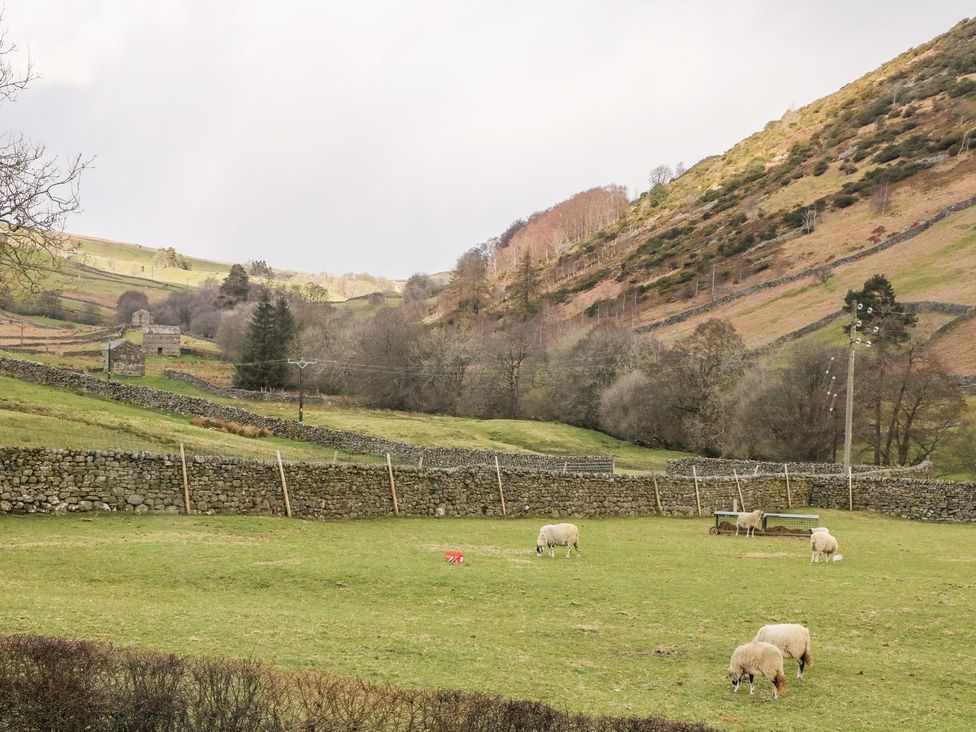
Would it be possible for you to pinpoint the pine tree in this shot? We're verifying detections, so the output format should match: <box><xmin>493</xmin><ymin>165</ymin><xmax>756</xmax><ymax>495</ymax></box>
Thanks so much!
<box><xmin>234</xmin><ymin>295</ymin><xmax>278</xmax><ymax>389</ymax></box>
<box><xmin>842</xmin><ymin>274</ymin><xmax>916</xmax><ymax>345</ymax></box>
<box><xmin>508</xmin><ymin>250</ymin><xmax>540</xmax><ymax>320</ymax></box>
<box><xmin>268</xmin><ymin>295</ymin><xmax>296</xmax><ymax>386</ymax></box>
<box><xmin>218</xmin><ymin>264</ymin><xmax>251</xmax><ymax>309</ymax></box>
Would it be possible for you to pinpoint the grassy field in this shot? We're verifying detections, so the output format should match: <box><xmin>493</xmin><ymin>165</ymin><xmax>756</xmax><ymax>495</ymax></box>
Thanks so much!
<box><xmin>0</xmin><ymin>376</ymin><xmax>374</xmax><ymax>463</ymax></box>
<box><xmin>0</xmin><ymin>511</ymin><xmax>971</xmax><ymax>731</ymax></box>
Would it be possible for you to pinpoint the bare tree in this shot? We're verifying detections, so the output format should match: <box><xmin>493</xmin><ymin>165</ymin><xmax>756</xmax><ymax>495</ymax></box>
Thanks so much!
<box><xmin>649</xmin><ymin>164</ymin><xmax>674</xmax><ymax>187</ymax></box>
<box><xmin>0</xmin><ymin>21</ymin><xmax>89</xmax><ymax>295</ymax></box>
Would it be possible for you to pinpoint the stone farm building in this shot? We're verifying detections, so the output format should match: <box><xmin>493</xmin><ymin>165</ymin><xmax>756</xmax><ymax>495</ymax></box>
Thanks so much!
<box><xmin>103</xmin><ymin>339</ymin><xmax>145</xmax><ymax>376</ymax></box>
<box><xmin>142</xmin><ymin>325</ymin><xmax>181</xmax><ymax>356</ymax></box>
<box><xmin>131</xmin><ymin>308</ymin><xmax>154</xmax><ymax>326</ymax></box>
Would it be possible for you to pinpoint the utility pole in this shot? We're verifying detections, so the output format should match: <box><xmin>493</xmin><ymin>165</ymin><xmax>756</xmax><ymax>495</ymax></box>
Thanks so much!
<box><xmin>287</xmin><ymin>357</ymin><xmax>317</xmax><ymax>423</ymax></box>
<box><xmin>842</xmin><ymin>301</ymin><xmax>876</xmax><ymax>473</ymax></box>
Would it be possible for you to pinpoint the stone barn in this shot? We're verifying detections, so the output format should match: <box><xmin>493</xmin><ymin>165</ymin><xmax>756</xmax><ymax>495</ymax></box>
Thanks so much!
<box><xmin>131</xmin><ymin>308</ymin><xmax>154</xmax><ymax>326</ymax></box>
<box><xmin>103</xmin><ymin>339</ymin><xmax>145</xmax><ymax>376</ymax></box>
<box><xmin>142</xmin><ymin>324</ymin><xmax>181</xmax><ymax>356</ymax></box>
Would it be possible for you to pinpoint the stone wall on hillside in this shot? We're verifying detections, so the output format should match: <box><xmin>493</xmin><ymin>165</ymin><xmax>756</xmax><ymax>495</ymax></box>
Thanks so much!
<box><xmin>635</xmin><ymin>195</ymin><xmax>976</xmax><ymax>335</ymax></box>
<box><xmin>665</xmin><ymin>456</ymin><xmax>933</xmax><ymax>478</ymax></box>
<box><xmin>0</xmin><ymin>357</ymin><xmax>612</xmax><ymax>472</ymax></box>
<box><xmin>1</xmin><ymin>447</ymin><xmax>972</xmax><ymax>523</ymax></box>
<box><xmin>162</xmin><ymin>369</ymin><xmax>331</xmax><ymax>405</ymax></box>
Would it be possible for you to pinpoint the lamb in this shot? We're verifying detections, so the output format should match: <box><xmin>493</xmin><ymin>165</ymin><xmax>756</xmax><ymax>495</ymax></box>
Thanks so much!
<box><xmin>535</xmin><ymin>523</ymin><xmax>580</xmax><ymax>558</ymax></box>
<box><xmin>728</xmin><ymin>641</ymin><xmax>787</xmax><ymax>698</ymax></box>
<box><xmin>810</xmin><ymin>527</ymin><xmax>830</xmax><ymax>535</ymax></box>
<box><xmin>735</xmin><ymin>510</ymin><xmax>764</xmax><ymax>537</ymax></box>
<box><xmin>753</xmin><ymin>623</ymin><xmax>812</xmax><ymax>679</ymax></box>
<box><xmin>810</xmin><ymin>531</ymin><xmax>839</xmax><ymax>563</ymax></box>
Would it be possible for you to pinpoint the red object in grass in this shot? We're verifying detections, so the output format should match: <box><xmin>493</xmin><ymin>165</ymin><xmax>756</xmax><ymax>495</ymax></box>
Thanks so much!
<box><xmin>445</xmin><ymin>551</ymin><xmax>464</xmax><ymax>564</ymax></box>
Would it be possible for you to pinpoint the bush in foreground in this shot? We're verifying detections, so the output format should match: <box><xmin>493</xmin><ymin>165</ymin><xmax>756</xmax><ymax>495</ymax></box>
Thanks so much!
<box><xmin>0</xmin><ymin>635</ymin><xmax>715</xmax><ymax>732</ymax></box>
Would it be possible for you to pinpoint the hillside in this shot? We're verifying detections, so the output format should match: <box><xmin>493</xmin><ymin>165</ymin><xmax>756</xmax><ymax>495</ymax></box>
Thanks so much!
<box><xmin>480</xmin><ymin>18</ymin><xmax>976</xmax><ymax>374</ymax></box>
<box><xmin>3</xmin><ymin>231</ymin><xmax>402</xmax><ymax>322</ymax></box>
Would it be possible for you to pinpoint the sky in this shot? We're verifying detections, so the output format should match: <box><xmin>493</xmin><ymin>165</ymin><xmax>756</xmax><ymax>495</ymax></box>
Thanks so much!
<box><xmin>1</xmin><ymin>1</ymin><xmax>972</xmax><ymax>279</ymax></box>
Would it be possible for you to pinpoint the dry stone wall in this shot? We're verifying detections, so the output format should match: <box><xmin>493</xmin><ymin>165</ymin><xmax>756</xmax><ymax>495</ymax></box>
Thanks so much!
<box><xmin>0</xmin><ymin>357</ymin><xmax>612</xmax><ymax>472</ymax></box>
<box><xmin>665</xmin><ymin>456</ymin><xmax>933</xmax><ymax>478</ymax></box>
<box><xmin>635</xmin><ymin>195</ymin><xmax>976</xmax><ymax>335</ymax></box>
<box><xmin>162</xmin><ymin>369</ymin><xmax>331</xmax><ymax>405</ymax></box>
<box><xmin>1</xmin><ymin>447</ymin><xmax>973</xmax><ymax>523</ymax></box>
<box><xmin>0</xmin><ymin>447</ymin><xmax>792</xmax><ymax>520</ymax></box>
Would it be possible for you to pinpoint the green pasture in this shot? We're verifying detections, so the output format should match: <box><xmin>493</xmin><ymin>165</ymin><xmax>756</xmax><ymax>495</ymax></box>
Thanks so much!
<box><xmin>0</xmin><ymin>376</ymin><xmax>370</xmax><ymax>463</ymax></box>
<box><xmin>0</xmin><ymin>511</ymin><xmax>971</xmax><ymax>731</ymax></box>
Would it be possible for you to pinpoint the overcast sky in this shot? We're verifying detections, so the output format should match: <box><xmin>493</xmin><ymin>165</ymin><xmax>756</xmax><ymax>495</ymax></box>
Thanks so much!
<box><xmin>2</xmin><ymin>1</ymin><xmax>971</xmax><ymax>278</ymax></box>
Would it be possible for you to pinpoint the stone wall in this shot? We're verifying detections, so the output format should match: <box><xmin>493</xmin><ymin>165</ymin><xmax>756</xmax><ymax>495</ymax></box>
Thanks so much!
<box><xmin>0</xmin><ymin>447</ymin><xmax>792</xmax><ymax>520</ymax></box>
<box><xmin>163</xmin><ymin>369</ymin><xmax>331</xmax><ymax>405</ymax></box>
<box><xmin>0</xmin><ymin>357</ymin><xmax>612</xmax><ymax>472</ymax></box>
<box><xmin>665</xmin><ymin>456</ymin><xmax>933</xmax><ymax>478</ymax></box>
<box><xmin>1</xmin><ymin>447</ymin><xmax>973</xmax><ymax>523</ymax></box>
<box><xmin>635</xmin><ymin>195</ymin><xmax>976</xmax><ymax>335</ymax></box>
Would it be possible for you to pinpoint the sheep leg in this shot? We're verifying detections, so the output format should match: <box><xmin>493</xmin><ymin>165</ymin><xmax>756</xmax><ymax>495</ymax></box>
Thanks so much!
<box><xmin>549</xmin><ymin>544</ymin><xmax>555</xmax><ymax>558</ymax></box>
<box><xmin>748</xmin><ymin>674</ymin><xmax>755</xmax><ymax>694</ymax></box>
<box><xmin>736</xmin><ymin>525</ymin><xmax>740</xmax><ymax>536</ymax></box>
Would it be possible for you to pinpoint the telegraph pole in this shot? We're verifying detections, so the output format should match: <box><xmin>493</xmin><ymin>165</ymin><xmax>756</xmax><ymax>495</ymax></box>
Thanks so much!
<box><xmin>287</xmin><ymin>357</ymin><xmax>317</xmax><ymax>423</ymax></box>
<box><xmin>842</xmin><ymin>301</ymin><xmax>877</xmax><ymax>473</ymax></box>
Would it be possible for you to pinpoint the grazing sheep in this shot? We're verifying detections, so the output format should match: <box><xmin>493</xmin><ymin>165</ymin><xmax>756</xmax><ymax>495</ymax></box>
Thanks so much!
<box><xmin>810</xmin><ymin>531</ymin><xmax>839</xmax><ymax>564</ymax></box>
<box><xmin>535</xmin><ymin>523</ymin><xmax>580</xmax><ymax>558</ymax></box>
<box><xmin>728</xmin><ymin>641</ymin><xmax>787</xmax><ymax>698</ymax></box>
<box><xmin>754</xmin><ymin>623</ymin><xmax>812</xmax><ymax>679</ymax></box>
<box><xmin>735</xmin><ymin>510</ymin><xmax>764</xmax><ymax>537</ymax></box>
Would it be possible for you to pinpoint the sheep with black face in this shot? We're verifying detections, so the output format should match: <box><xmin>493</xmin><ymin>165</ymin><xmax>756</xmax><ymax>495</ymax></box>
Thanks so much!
<box><xmin>535</xmin><ymin>523</ymin><xmax>580</xmax><ymax>558</ymax></box>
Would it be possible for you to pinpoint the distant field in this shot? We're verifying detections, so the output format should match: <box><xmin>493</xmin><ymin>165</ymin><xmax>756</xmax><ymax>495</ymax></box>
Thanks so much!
<box><xmin>0</xmin><ymin>352</ymin><xmax>686</xmax><ymax>470</ymax></box>
<box><xmin>0</xmin><ymin>376</ymin><xmax>370</xmax><ymax>463</ymax></box>
<box><xmin>0</xmin><ymin>511</ymin><xmax>972</xmax><ymax>732</ymax></box>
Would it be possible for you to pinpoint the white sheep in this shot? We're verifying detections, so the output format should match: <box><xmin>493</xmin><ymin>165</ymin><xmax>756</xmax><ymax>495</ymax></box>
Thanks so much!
<box><xmin>810</xmin><ymin>531</ymin><xmax>839</xmax><ymax>563</ymax></box>
<box><xmin>810</xmin><ymin>527</ymin><xmax>830</xmax><ymax>535</ymax></box>
<box><xmin>728</xmin><ymin>641</ymin><xmax>787</xmax><ymax>698</ymax></box>
<box><xmin>753</xmin><ymin>623</ymin><xmax>812</xmax><ymax>679</ymax></box>
<box><xmin>735</xmin><ymin>510</ymin><xmax>764</xmax><ymax>537</ymax></box>
<box><xmin>535</xmin><ymin>523</ymin><xmax>580</xmax><ymax>558</ymax></box>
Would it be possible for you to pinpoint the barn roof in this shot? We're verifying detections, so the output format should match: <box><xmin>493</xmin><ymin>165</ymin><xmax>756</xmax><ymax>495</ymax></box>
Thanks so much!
<box><xmin>142</xmin><ymin>325</ymin><xmax>180</xmax><ymax>335</ymax></box>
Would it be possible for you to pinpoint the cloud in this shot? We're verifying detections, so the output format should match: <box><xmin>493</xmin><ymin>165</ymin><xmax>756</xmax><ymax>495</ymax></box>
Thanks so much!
<box><xmin>0</xmin><ymin>0</ymin><xmax>971</xmax><ymax>277</ymax></box>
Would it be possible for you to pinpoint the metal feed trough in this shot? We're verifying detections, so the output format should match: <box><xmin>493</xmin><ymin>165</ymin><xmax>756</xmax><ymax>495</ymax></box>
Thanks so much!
<box><xmin>710</xmin><ymin>511</ymin><xmax>819</xmax><ymax>538</ymax></box>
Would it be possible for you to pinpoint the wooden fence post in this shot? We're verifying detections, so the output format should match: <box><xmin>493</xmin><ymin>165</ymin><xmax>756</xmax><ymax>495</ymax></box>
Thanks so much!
<box><xmin>732</xmin><ymin>468</ymin><xmax>745</xmax><ymax>512</ymax></box>
<box><xmin>276</xmin><ymin>450</ymin><xmax>292</xmax><ymax>518</ymax></box>
<box><xmin>387</xmin><ymin>453</ymin><xmax>399</xmax><ymax>516</ymax></box>
<box><xmin>692</xmin><ymin>466</ymin><xmax>702</xmax><ymax>518</ymax></box>
<box><xmin>179</xmin><ymin>442</ymin><xmax>191</xmax><ymax>515</ymax></box>
<box><xmin>847</xmin><ymin>466</ymin><xmax>853</xmax><ymax>511</ymax></box>
<box><xmin>784</xmin><ymin>464</ymin><xmax>793</xmax><ymax>508</ymax></box>
<box><xmin>494</xmin><ymin>456</ymin><xmax>507</xmax><ymax>516</ymax></box>
<box><xmin>418</xmin><ymin>455</ymin><xmax>424</xmax><ymax>470</ymax></box>
<box><xmin>332</xmin><ymin>450</ymin><xmax>338</xmax><ymax>464</ymax></box>
<box><xmin>652</xmin><ymin>475</ymin><xmax>663</xmax><ymax>515</ymax></box>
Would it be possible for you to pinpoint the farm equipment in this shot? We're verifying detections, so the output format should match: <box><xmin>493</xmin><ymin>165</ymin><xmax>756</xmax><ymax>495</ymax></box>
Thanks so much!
<box><xmin>709</xmin><ymin>511</ymin><xmax>819</xmax><ymax>538</ymax></box>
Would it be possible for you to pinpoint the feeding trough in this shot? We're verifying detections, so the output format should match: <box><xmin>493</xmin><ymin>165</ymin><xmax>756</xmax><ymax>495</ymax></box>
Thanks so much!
<box><xmin>709</xmin><ymin>511</ymin><xmax>819</xmax><ymax>538</ymax></box>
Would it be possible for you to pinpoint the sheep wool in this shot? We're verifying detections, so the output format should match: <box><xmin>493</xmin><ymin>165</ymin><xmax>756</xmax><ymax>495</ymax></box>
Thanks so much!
<box><xmin>728</xmin><ymin>641</ymin><xmax>787</xmax><ymax>699</ymax></box>
<box><xmin>736</xmin><ymin>510</ymin><xmax>764</xmax><ymax>537</ymax></box>
<box><xmin>535</xmin><ymin>523</ymin><xmax>581</xmax><ymax>559</ymax></box>
<box><xmin>811</xmin><ymin>531</ymin><xmax>840</xmax><ymax>564</ymax></box>
<box><xmin>754</xmin><ymin>623</ymin><xmax>813</xmax><ymax>679</ymax></box>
